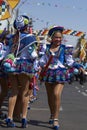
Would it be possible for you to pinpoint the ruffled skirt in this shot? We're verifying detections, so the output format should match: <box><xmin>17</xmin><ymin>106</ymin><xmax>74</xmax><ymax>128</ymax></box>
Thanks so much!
<box><xmin>2</xmin><ymin>59</ymin><xmax>37</xmax><ymax>77</ymax></box>
<box><xmin>40</xmin><ymin>67</ymin><xmax>72</xmax><ymax>83</ymax></box>
<box><xmin>15</xmin><ymin>59</ymin><xmax>37</xmax><ymax>75</ymax></box>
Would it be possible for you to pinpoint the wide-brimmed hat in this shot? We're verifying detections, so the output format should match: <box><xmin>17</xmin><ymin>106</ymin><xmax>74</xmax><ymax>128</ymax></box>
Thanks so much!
<box><xmin>48</xmin><ymin>26</ymin><xmax>64</xmax><ymax>37</ymax></box>
<box><xmin>13</xmin><ymin>15</ymin><xmax>29</xmax><ymax>30</ymax></box>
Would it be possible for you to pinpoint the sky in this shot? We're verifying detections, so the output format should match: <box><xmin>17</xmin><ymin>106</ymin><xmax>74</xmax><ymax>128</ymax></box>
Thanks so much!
<box><xmin>16</xmin><ymin>0</ymin><xmax>87</xmax><ymax>46</ymax></box>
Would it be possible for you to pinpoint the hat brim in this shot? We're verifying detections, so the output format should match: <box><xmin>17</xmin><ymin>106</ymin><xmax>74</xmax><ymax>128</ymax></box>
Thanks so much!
<box><xmin>22</xmin><ymin>15</ymin><xmax>29</xmax><ymax>20</ymax></box>
<box><xmin>48</xmin><ymin>26</ymin><xmax>64</xmax><ymax>37</ymax></box>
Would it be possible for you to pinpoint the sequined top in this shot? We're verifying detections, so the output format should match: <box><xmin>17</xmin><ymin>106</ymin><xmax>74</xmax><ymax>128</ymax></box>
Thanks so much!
<box><xmin>38</xmin><ymin>43</ymin><xmax>83</xmax><ymax>70</ymax></box>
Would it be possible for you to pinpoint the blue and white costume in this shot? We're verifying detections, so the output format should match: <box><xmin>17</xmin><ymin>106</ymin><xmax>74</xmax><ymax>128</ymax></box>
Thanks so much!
<box><xmin>2</xmin><ymin>15</ymin><xmax>38</xmax><ymax>77</ymax></box>
<box><xmin>15</xmin><ymin>32</ymin><xmax>38</xmax><ymax>75</ymax></box>
<box><xmin>38</xmin><ymin>43</ymin><xmax>83</xmax><ymax>83</ymax></box>
<box><xmin>2</xmin><ymin>32</ymin><xmax>38</xmax><ymax>76</ymax></box>
<box><xmin>0</xmin><ymin>42</ymin><xmax>10</xmax><ymax>61</ymax></box>
<box><xmin>0</xmin><ymin>42</ymin><xmax>10</xmax><ymax>77</ymax></box>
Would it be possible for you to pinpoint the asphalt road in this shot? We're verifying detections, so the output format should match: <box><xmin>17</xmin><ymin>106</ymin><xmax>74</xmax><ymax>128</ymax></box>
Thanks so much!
<box><xmin>0</xmin><ymin>80</ymin><xmax>87</xmax><ymax>130</ymax></box>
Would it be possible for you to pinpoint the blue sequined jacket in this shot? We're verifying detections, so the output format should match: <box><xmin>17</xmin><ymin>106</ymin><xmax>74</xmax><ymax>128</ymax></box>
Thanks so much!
<box><xmin>35</xmin><ymin>43</ymin><xmax>83</xmax><ymax>71</ymax></box>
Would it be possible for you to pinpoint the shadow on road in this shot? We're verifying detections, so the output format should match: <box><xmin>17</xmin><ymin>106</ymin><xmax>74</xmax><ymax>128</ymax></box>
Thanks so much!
<box><xmin>29</xmin><ymin>119</ymin><xmax>52</xmax><ymax>129</ymax></box>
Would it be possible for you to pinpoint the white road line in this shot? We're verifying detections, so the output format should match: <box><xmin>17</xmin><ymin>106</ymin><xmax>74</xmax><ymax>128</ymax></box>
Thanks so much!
<box><xmin>81</xmin><ymin>85</ymin><xmax>85</xmax><ymax>88</ymax></box>
<box><xmin>75</xmin><ymin>86</ymin><xmax>79</xmax><ymax>89</ymax></box>
<box><xmin>1</xmin><ymin>106</ymin><xmax>63</xmax><ymax>111</ymax></box>
<box><xmin>30</xmin><ymin>106</ymin><xmax>63</xmax><ymax>111</ymax></box>
<box><xmin>75</xmin><ymin>85</ymin><xmax>87</xmax><ymax>96</ymax></box>
<box><xmin>81</xmin><ymin>92</ymin><xmax>87</xmax><ymax>96</ymax></box>
<box><xmin>78</xmin><ymin>90</ymin><xmax>81</xmax><ymax>93</ymax></box>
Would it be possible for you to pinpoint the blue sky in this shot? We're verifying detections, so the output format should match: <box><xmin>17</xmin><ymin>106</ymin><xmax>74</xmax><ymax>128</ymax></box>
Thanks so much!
<box><xmin>16</xmin><ymin>0</ymin><xmax>87</xmax><ymax>46</ymax></box>
<box><xmin>17</xmin><ymin>0</ymin><xmax>87</xmax><ymax>32</ymax></box>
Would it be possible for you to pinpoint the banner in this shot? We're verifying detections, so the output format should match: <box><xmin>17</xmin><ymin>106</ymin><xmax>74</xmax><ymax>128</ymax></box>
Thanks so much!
<box><xmin>37</xmin><ymin>28</ymin><xmax>85</xmax><ymax>37</ymax></box>
<box><xmin>0</xmin><ymin>0</ymin><xmax>20</xmax><ymax>20</ymax></box>
<box><xmin>0</xmin><ymin>0</ymin><xmax>10</xmax><ymax>20</ymax></box>
<box><xmin>7</xmin><ymin>0</ymin><xmax>20</xmax><ymax>9</ymax></box>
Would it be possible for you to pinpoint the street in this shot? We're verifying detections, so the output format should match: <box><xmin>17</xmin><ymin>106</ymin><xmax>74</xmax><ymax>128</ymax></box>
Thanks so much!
<box><xmin>0</xmin><ymin>80</ymin><xmax>87</xmax><ymax>130</ymax></box>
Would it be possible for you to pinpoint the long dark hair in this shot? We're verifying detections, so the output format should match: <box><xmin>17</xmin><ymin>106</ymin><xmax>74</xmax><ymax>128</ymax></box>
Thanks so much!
<box><xmin>11</xmin><ymin>30</ymin><xmax>20</xmax><ymax>55</ymax></box>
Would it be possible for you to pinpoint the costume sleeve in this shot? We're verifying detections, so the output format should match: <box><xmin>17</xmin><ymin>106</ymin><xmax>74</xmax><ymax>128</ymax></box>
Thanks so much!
<box><xmin>38</xmin><ymin>42</ymin><xmax>47</xmax><ymax>57</ymax></box>
<box><xmin>35</xmin><ymin>44</ymin><xmax>49</xmax><ymax>68</ymax></box>
<box><xmin>72</xmin><ymin>62</ymin><xmax>84</xmax><ymax>69</ymax></box>
<box><xmin>65</xmin><ymin>45</ymin><xmax>83</xmax><ymax>69</ymax></box>
<box><xmin>33</xmin><ymin>55</ymin><xmax>48</xmax><ymax>72</ymax></box>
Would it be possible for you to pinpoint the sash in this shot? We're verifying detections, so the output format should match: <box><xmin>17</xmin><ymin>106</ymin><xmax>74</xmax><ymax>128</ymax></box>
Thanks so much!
<box><xmin>39</xmin><ymin>55</ymin><xmax>53</xmax><ymax>80</ymax></box>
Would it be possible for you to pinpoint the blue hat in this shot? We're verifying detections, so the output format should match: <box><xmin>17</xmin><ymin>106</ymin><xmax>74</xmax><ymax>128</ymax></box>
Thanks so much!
<box><xmin>13</xmin><ymin>15</ymin><xmax>29</xmax><ymax>30</ymax></box>
<box><xmin>48</xmin><ymin>26</ymin><xmax>64</xmax><ymax>37</ymax></box>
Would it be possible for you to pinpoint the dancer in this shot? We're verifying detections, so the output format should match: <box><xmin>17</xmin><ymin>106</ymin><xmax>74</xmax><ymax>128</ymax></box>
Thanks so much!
<box><xmin>2</xmin><ymin>15</ymin><xmax>38</xmax><ymax>127</ymax></box>
<box><xmin>38</xmin><ymin>26</ymin><xmax>85</xmax><ymax>130</ymax></box>
<box><xmin>0</xmin><ymin>29</ymin><xmax>10</xmax><ymax>119</ymax></box>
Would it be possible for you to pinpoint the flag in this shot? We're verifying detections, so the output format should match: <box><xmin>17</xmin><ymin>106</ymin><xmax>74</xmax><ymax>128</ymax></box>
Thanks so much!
<box><xmin>80</xmin><ymin>39</ymin><xmax>87</xmax><ymax>60</ymax></box>
<box><xmin>6</xmin><ymin>0</ymin><xmax>20</xmax><ymax>9</ymax></box>
<box><xmin>0</xmin><ymin>0</ymin><xmax>10</xmax><ymax>20</ymax></box>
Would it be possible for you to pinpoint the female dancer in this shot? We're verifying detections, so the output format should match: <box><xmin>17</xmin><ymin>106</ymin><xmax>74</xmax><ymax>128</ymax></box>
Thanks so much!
<box><xmin>0</xmin><ymin>29</ymin><xmax>10</xmax><ymax>119</ymax></box>
<box><xmin>2</xmin><ymin>15</ymin><xmax>38</xmax><ymax>128</ymax></box>
<box><xmin>38</xmin><ymin>26</ymin><xmax>85</xmax><ymax>130</ymax></box>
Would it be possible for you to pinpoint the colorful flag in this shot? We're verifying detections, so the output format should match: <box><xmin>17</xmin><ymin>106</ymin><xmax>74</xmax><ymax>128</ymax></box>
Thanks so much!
<box><xmin>0</xmin><ymin>0</ymin><xmax>10</xmax><ymax>20</ymax></box>
<box><xmin>80</xmin><ymin>39</ymin><xmax>87</xmax><ymax>60</ymax></box>
<box><xmin>6</xmin><ymin>0</ymin><xmax>20</xmax><ymax>9</ymax></box>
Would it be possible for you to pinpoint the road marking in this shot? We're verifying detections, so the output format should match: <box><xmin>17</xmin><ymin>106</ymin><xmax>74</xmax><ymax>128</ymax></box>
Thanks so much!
<box><xmin>2</xmin><ymin>106</ymin><xmax>63</xmax><ymax>111</ymax></box>
<box><xmin>75</xmin><ymin>85</ymin><xmax>87</xmax><ymax>96</ymax></box>
<box><xmin>85</xmin><ymin>90</ymin><xmax>87</xmax><ymax>92</ymax></box>
<box><xmin>78</xmin><ymin>90</ymin><xmax>81</xmax><ymax>93</ymax></box>
<box><xmin>30</xmin><ymin>106</ymin><xmax>63</xmax><ymax>111</ymax></box>
<box><xmin>81</xmin><ymin>92</ymin><xmax>87</xmax><ymax>96</ymax></box>
<box><xmin>81</xmin><ymin>85</ymin><xmax>85</xmax><ymax>88</ymax></box>
<box><xmin>75</xmin><ymin>86</ymin><xmax>79</xmax><ymax>89</ymax></box>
